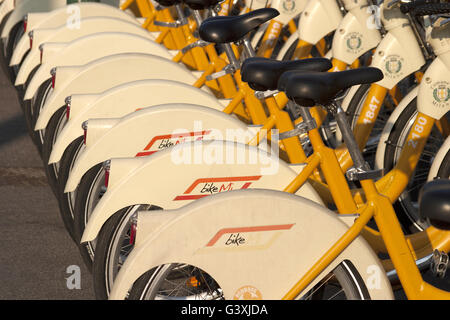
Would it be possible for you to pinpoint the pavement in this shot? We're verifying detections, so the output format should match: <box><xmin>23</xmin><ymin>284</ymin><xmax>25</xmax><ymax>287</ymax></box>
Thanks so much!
<box><xmin>0</xmin><ymin>47</ymin><xmax>94</xmax><ymax>300</ymax></box>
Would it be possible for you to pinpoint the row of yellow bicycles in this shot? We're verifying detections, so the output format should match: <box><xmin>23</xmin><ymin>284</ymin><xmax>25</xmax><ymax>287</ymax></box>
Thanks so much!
<box><xmin>1</xmin><ymin>0</ymin><xmax>449</xmax><ymax>299</ymax></box>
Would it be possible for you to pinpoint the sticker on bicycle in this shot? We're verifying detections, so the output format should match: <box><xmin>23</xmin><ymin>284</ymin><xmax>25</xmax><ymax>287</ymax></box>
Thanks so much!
<box><xmin>384</xmin><ymin>54</ymin><xmax>404</xmax><ymax>79</ymax></box>
<box><xmin>281</xmin><ymin>0</ymin><xmax>296</xmax><ymax>14</ymax></box>
<box><xmin>265</xmin><ymin>22</ymin><xmax>282</xmax><ymax>48</ymax></box>
<box><xmin>135</xmin><ymin>130</ymin><xmax>212</xmax><ymax>157</ymax></box>
<box><xmin>345</xmin><ymin>32</ymin><xmax>363</xmax><ymax>55</ymax></box>
<box><xmin>407</xmin><ymin>116</ymin><xmax>428</xmax><ymax>149</ymax></box>
<box><xmin>204</xmin><ymin>224</ymin><xmax>295</xmax><ymax>251</ymax></box>
<box><xmin>173</xmin><ymin>176</ymin><xmax>262</xmax><ymax>201</ymax></box>
<box><xmin>233</xmin><ymin>285</ymin><xmax>263</xmax><ymax>300</ymax></box>
<box><xmin>362</xmin><ymin>95</ymin><xmax>381</xmax><ymax>124</ymax></box>
<box><xmin>432</xmin><ymin>81</ymin><xmax>450</xmax><ymax>109</ymax></box>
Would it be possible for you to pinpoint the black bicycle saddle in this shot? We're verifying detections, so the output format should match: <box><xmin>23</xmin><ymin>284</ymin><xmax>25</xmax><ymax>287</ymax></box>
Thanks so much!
<box><xmin>199</xmin><ymin>8</ymin><xmax>279</xmax><ymax>43</ymax></box>
<box><xmin>183</xmin><ymin>0</ymin><xmax>222</xmax><ymax>10</ymax></box>
<box><xmin>154</xmin><ymin>0</ymin><xmax>181</xmax><ymax>7</ymax></box>
<box><xmin>419</xmin><ymin>179</ymin><xmax>450</xmax><ymax>230</ymax></box>
<box><xmin>278</xmin><ymin>68</ymin><xmax>384</xmax><ymax>107</ymax></box>
<box><xmin>241</xmin><ymin>57</ymin><xmax>333</xmax><ymax>91</ymax></box>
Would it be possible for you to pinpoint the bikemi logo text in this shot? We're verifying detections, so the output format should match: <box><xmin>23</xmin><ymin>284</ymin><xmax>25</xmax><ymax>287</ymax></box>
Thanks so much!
<box><xmin>135</xmin><ymin>130</ymin><xmax>211</xmax><ymax>157</ymax></box>
<box><xmin>225</xmin><ymin>233</ymin><xmax>246</xmax><ymax>246</ymax></box>
<box><xmin>173</xmin><ymin>176</ymin><xmax>262</xmax><ymax>201</ymax></box>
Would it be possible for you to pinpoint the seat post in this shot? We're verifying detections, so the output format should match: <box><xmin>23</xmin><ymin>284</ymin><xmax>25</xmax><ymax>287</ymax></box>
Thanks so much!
<box><xmin>330</xmin><ymin>103</ymin><xmax>370</xmax><ymax>171</ymax></box>
<box><xmin>191</xmin><ymin>9</ymin><xmax>203</xmax><ymax>26</ymax></box>
<box><xmin>222</xmin><ymin>43</ymin><xmax>241</xmax><ymax>70</ymax></box>
<box><xmin>174</xmin><ymin>3</ymin><xmax>189</xmax><ymax>25</ymax></box>
<box><xmin>241</xmin><ymin>37</ymin><xmax>256</xmax><ymax>57</ymax></box>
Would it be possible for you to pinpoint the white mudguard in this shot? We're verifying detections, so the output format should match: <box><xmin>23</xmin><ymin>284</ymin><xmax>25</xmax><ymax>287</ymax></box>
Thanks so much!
<box><xmin>298</xmin><ymin>0</ymin><xmax>342</xmax><ymax>45</ymax></box>
<box><xmin>428</xmin><ymin>136</ymin><xmax>450</xmax><ymax>180</ymax></box>
<box><xmin>11</xmin><ymin>3</ymin><xmax>140</xmax><ymax>66</ymax></box>
<box><xmin>11</xmin><ymin>16</ymin><xmax>150</xmax><ymax>70</ymax></box>
<box><xmin>0</xmin><ymin>0</ymin><xmax>15</xmax><ymax>27</ymax></box>
<box><xmin>269</xmin><ymin>0</ymin><xmax>307</xmax><ymax>25</ymax></box>
<box><xmin>17</xmin><ymin>31</ymin><xmax>170</xmax><ymax>91</ymax></box>
<box><xmin>109</xmin><ymin>189</ymin><xmax>393</xmax><ymax>300</ymax></box>
<box><xmin>2</xmin><ymin>0</ymin><xmax>66</xmax><ymax>42</ymax></box>
<box><xmin>49</xmin><ymin>80</ymin><xmax>226</xmax><ymax>164</ymax></box>
<box><xmin>374</xmin><ymin>86</ymin><xmax>418</xmax><ymax>170</ymax></box>
<box><xmin>331</xmin><ymin>1</ymin><xmax>381</xmax><ymax>65</ymax></box>
<box><xmin>370</xmin><ymin>5</ymin><xmax>425</xmax><ymax>90</ymax></box>
<box><xmin>3</xmin><ymin>0</ymin><xmax>121</xmax><ymax>41</ymax></box>
<box><xmin>417</xmin><ymin>54</ymin><xmax>450</xmax><ymax>121</ymax></box>
<box><xmin>35</xmin><ymin>53</ymin><xmax>208</xmax><ymax>131</ymax></box>
<box><xmin>14</xmin><ymin>17</ymin><xmax>155</xmax><ymax>80</ymax></box>
<box><xmin>65</xmin><ymin>104</ymin><xmax>255</xmax><ymax>192</ymax></box>
<box><xmin>81</xmin><ymin>141</ymin><xmax>324</xmax><ymax>243</ymax></box>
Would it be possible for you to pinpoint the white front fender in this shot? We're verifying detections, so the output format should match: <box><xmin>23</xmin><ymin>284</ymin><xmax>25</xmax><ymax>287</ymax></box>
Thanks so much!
<box><xmin>298</xmin><ymin>0</ymin><xmax>342</xmax><ymax>45</ymax></box>
<box><xmin>269</xmin><ymin>0</ymin><xmax>307</xmax><ymax>25</ymax></box>
<box><xmin>65</xmin><ymin>104</ymin><xmax>252</xmax><ymax>192</ymax></box>
<box><xmin>417</xmin><ymin>54</ymin><xmax>450</xmax><ymax>120</ymax></box>
<box><xmin>10</xmin><ymin>3</ymin><xmax>139</xmax><ymax>66</ymax></box>
<box><xmin>81</xmin><ymin>141</ymin><xmax>324</xmax><ymax>243</ymax></box>
<box><xmin>21</xmin><ymin>32</ymin><xmax>173</xmax><ymax>99</ymax></box>
<box><xmin>49</xmin><ymin>79</ymin><xmax>225</xmax><ymax>164</ymax></box>
<box><xmin>109</xmin><ymin>189</ymin><xmax>393</xmax><ymax>300</ymax></box>
<box><xmin>34</xmin><ymin>53</ymin><xmax>207</xmax><ymax>131</ymax></box>
<box><xmin>12</xmin><ymin>16</ymin><xmax>152</xmax><ymax>74</ymax></box>
<box><xmin>331</xmin><ymin>3</ymin><xmax>381</xmax><ymax>65</ymax></box>
<box><xmin>371</xmin><ymin>25</ymin><xmax>425</xmax><ymax>90</ymax></box>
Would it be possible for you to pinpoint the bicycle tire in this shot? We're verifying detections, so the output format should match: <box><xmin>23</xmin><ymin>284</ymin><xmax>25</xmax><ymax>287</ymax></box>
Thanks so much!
<box><xmin>127</xmin><ymin>260</ymin><xmax>369</xmax><ymax>300</ymax></box>
<box><xmin>56</xmin><ymin>136</ymin><xmax>84</xmax><ymax>242</ymax></box>
<box><xmin>73</xmin><ymin>162</ymin><xmax>104</xmax><ymax>271</ymax></box>
<box><xmin>383</xmin><ymin>98</ymin><xmax>446</xmax><ymax>232</ymax></box>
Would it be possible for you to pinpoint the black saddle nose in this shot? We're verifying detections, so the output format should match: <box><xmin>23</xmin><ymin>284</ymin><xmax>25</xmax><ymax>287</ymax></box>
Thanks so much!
<box><xmin>199</xmin><ymin>8</ymin><xmax>279</xmax><ymax>43</ymax></box>
<box><xmin>154</xmin><ymin>0</ymin><xmax>181</xmax><ymax>7</ymax></box>
<box><xmin>183</xmin><ymin>0</ymin><xmax>221</xmax><ymax>10</ymax></box>
<box><xmin>278</xmin><ymin>68</ymin><xmax>384</xmax><ymax>107</ymax></box>
<box><xmin>419</xmin><ymin>179</ymin><xmax>450</xmax><ymax>231</ymax></box>
<box><xmin>241</xmin><ymin>57</ymin><xmax>332</xmax><ymax>91</ymax></box>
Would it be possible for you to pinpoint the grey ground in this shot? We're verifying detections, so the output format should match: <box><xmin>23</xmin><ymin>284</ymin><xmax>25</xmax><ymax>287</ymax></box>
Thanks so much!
<box><xmin>0</xmin><ymin>51</ymin><xmax>94</xmax><ymax>299</ymax></box>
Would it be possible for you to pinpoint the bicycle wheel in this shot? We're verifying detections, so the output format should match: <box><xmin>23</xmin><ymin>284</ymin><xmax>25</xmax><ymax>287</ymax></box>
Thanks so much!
<box><xmin>73</xmin><ymin>163</ymin><xmax>106</xmax><ymax>271</ymax></box>
<box><xmin>23</xmin><ymin>78</ymin><xmax>53</xmax><ymax>157</ymax></box>
<box><xmin>92</xmin><ymin>204</ymin><xmax>157</xmax><ymax>300</ymax></box>
<box><xmin>41</xmin><ymin>106</ymin><xmax>67</xmax><ymax>195</ymax></box>
<box><xmin>56</xmin><ymin>136</ymin><xmax>84</xmax><ymax>242</ymax></box>
<box><xmin>127</xmin><ymin>260</ymin><xmax>369</xmax><ymax>300</ymax></box>
<box><xmin>5</xmin><ymin>21</ymin><xmax>24</xmax><ymax>68</ymax></box>
<box><xmin>383</xmin><ymin>98</ymin><xmax>447</xmax><ymax>232</ymax></box>
<box><xmin>436</xmin><ymin>149</ymin><xmax>450</xmax><ymax>179</ymax></box>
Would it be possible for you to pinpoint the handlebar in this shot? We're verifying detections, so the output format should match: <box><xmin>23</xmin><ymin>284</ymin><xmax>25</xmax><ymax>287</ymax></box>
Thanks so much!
<box><xmin>400</xmin><ymin>1</ymin><xmax>450</xmax><ymax>16</ymax></box>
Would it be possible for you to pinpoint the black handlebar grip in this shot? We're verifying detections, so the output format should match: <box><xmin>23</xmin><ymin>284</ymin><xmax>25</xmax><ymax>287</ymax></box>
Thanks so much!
<box><xmin>401</xmin><ymin>2</ymin><xmax>450</xmax><ymax>16</ymax></box>
<box><xmin>400</xmin><ymin>0</ymin><xmax>441</xmax><ymax>14</ymax></box>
